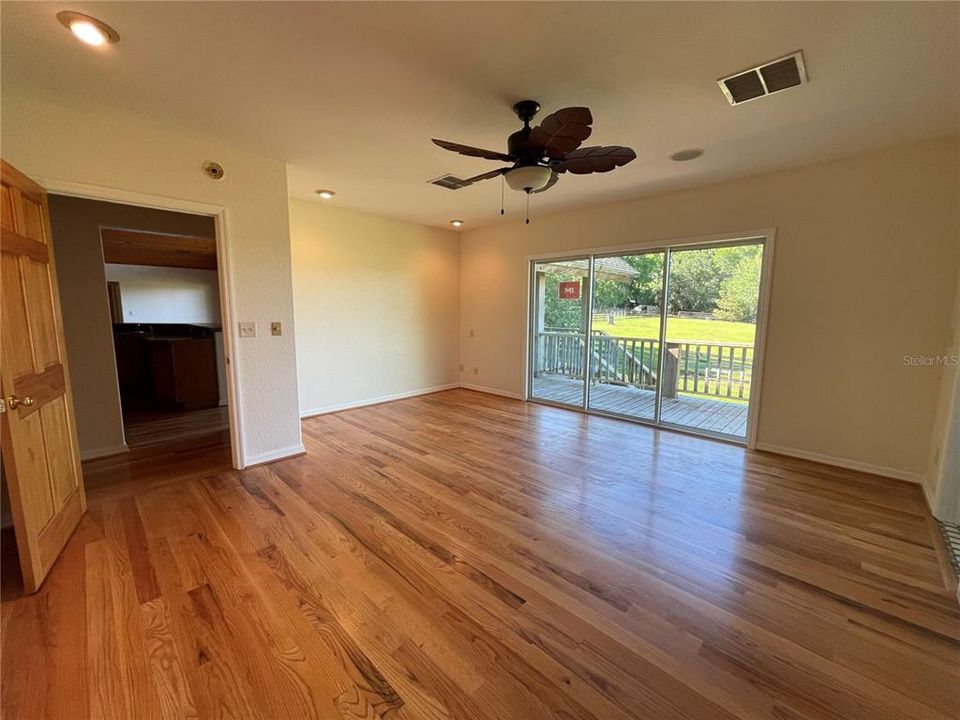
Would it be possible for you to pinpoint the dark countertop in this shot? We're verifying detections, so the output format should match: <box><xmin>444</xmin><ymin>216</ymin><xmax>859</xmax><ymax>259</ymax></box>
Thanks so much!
<box><xmin>114</xmin><ymin>322</ymin><xmax>222</xmax><ymax>339</ymax></box>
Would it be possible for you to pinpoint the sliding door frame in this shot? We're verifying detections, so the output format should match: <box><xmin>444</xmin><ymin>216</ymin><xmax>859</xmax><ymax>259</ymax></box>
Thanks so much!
<box><xmin>524</xmin><ymin>228</ymin><xmax>776</xmax><ymax>449</ymax></box>
<box><xmin>526</xmin><ymin>255</ymin><xmax>593</xmax><ymax>412</ymax></box>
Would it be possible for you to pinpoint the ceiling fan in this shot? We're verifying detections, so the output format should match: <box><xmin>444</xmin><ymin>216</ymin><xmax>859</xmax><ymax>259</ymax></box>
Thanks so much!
<box><xmin>431</xmin><ymin>100</ymin><xmax>637</xmax><ymax>199</ymax></box>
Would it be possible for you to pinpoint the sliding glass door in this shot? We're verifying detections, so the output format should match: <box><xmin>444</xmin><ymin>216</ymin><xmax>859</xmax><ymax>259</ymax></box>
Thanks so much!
<box><xmin>529</xmin><ymin>258</ymin><xmax>590</xmax><ymax>408</ymax></box>
<box><xmin>528</xmin><ymin>238</ymin><xmax>766</xmax><ymax>443</ymax></box>
<box><xmin>587</xmin><ymin>252</ymin><xmax>665</xmax><ymax>422</ymax></box>
<box><xmin>660</xmin><ymin>243</ymin><xmax>762</xmax><ymax>438</ymax></box>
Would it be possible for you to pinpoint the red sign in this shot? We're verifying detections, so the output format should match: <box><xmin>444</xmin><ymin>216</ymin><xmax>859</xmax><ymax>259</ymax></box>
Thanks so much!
<box><xmin>558</xmin><ymin>281</ymin><xmax>581</xmax><ymax>300</ymax></box>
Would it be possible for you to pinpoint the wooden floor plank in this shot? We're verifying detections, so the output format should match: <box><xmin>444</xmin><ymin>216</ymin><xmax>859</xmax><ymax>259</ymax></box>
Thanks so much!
<box><xmin>2</xmin><ymin>389</ymin><xmax>958</xmax><ymax>719</ymax></box>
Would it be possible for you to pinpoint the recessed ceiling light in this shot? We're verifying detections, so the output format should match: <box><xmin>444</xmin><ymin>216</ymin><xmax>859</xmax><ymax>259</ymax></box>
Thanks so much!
<box><xmin>57</xmin><ymin>11</ymin><xmax>119</xmax><ymax>46</ymax></box>
<box><xmin>670</xmin><ymin>148</ymin><xmax>704</xmax><ymax>162</ymax></box>
<box><xmin>450</xmin><ymin>220</ymin><xmax>464</xmax><ymax>227</ymax></box>
<box><xmin>315</xmin><ymin>189</ymin><xmax>335</xmax><ymax>199</ymax></box>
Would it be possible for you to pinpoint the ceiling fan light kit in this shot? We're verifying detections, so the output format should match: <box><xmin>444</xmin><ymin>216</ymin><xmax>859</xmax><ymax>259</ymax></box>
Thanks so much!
<box><xmin>430</xmin><ymin>99</ymin><xmax>636</xmax><ymax>223</ymax></box>
<box><xmin>505</xmin><ymin>165</ymin><xmax>553</xmax><ymax>192</ymax></box>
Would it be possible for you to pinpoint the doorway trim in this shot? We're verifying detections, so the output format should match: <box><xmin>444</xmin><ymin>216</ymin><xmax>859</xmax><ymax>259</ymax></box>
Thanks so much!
<box><xmin>34</xmin><ymin>178</ymin><xmax>245</xmax><ymax>469</ymax></box>
<box><xmin>523</xmin><ymin>227</ymin><xmax>776</xmax><ymax>450</ymax></box>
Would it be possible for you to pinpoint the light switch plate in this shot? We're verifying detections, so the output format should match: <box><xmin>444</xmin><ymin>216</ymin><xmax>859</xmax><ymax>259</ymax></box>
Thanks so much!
<box><xmin>239</xmin><ymin>322</ymin><xmax>257</xmax><ymax>338</ymax></box>
<box><xmin>271</xmin><ymin>321</ymin><xmax>282</xmax><ymax>336</ymax></box>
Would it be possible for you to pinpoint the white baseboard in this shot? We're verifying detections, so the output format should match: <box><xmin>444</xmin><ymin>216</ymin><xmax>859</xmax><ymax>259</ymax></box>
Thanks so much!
<box><xmin>243</xmin><ymin>444</ymin><xmax>306</xmax><ymax>468</ymax></box>
<box><xmin>300</xmin><ymin>383</ymin><xmax>460</xmax><ymax>419</ymax></box>
<box><xmin>459</xmin><ymin>383</ymin><xmax>524</xmax><ymax>400</ymax></box>
<box><xmin>755</xmin><ymin>442</ymin><xmax>925</xmax><ymax>484</ymax></box>
<box><xmin>80</xmin><ymin>443</ymin><xmax>129</xmax><ymax>461</ymax></box>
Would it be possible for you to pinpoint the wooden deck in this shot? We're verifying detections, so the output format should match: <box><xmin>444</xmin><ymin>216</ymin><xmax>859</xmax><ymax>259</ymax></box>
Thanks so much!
<box><xmin>533</xmin><ymin>374</ymin><xmax>749</xmax><ymax>437</ymax></box>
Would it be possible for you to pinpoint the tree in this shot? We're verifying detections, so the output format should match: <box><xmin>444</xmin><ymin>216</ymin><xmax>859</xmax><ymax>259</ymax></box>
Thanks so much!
<box><xmin>715</xmin><ymin>247</ymin><xmax>761</xmax><ymax>321</ymax></box>
<box><xmin>592</xmin><ymin>254</ymin><xmax>664</xmax><ymax>311</ymax></box>
<box><xmin>667</xmin><ymin>249</ymin><xmax>723</xmax><ymax>313</ymax></box>
<box><xmin>539</xmin><ymin>244</ymin><xmax>760</xmax><ymax>325</ymax></box>
<box><xmin>542</xmin><ymin>273</ymin><xmax>584</xmax><ymax>328</ymax></box>
<box><xmin>592</xmin><ymin>278</ymin><xmax>631</xmax><ymax>311</ymax></box>
<box><xmin>623</xmin><ymin>254</ymin><xmax>664</xmax><ymax>308</ymax></box>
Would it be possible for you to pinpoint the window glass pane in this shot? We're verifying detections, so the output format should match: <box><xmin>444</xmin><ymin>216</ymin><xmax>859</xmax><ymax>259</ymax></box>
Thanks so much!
<box><xmin>530</xmin><ymin>259</ymin><xmax>588</xmax><ymax>407</ymax></box>
<box><xmin>661</xmin><ymin>243</ymin><xmax>763</xmax><ymax>438</ymax></box>
<box><xmin>587</xmin><ymin>253</ymin><xmax>664</xmax><ymax>421</ymax></box>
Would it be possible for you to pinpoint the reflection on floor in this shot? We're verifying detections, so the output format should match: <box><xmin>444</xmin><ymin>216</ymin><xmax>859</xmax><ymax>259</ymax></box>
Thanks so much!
<box><xmin>85</xmin><ymin>410</ymin><xmax>232</xmax><ymax>502</ymax></box>
<box><xmin>123</xmin><ymin>405</ymin><xmax>230</xmax><ymax>450</ymax></box>
<box><xmin>533</xmin><ymin>373</ymin><xmax>749</xmax><ymax>437</ymax></box>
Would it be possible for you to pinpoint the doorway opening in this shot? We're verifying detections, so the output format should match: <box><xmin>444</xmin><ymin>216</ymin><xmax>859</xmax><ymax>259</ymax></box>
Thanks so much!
<box><xmin>46</xmin><ymin>195</ymin><xmax>234</xmax><ymax>481</ymax></box>
<box><xmin>528</xmin><ymin>235</ymin><xmax>770</xmax><ymax>444</ymax></box>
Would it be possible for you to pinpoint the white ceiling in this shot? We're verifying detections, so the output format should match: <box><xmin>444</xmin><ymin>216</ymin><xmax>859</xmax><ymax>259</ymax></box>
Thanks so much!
<box><xmin>3</xmin><ymin>2</ymin><xmax>958</xmax><ymax>229</ymax></box>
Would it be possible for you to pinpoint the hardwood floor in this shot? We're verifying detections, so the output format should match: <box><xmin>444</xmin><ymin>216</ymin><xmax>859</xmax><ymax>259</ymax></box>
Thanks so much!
<box><xmin>122</xmin><ymin>406</ymin><xmax>231</xmax><ymax>451</ymax></box>
<box><xmin>82</xmin><ymin>415</ymin><xmax>232</xmax><ymax>504</ymax></box>
<box><xmin>2</xmin><ymin>389</ymin><xmax>958</xmax><ymax>719</ymax></box>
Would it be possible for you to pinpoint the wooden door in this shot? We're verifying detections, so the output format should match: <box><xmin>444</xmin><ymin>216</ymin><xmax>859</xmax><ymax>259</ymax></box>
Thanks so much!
<box><xmin>1</xmin><ymin>160</ymin><xmax>85</xmax><ymax>593</ymax></box>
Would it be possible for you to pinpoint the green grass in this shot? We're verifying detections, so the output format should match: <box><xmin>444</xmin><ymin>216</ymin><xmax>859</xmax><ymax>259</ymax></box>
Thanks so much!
<box><xmin>591</xmin><ymin>315</ymin><xmax>757</xmax><ymax>344</ymax></box>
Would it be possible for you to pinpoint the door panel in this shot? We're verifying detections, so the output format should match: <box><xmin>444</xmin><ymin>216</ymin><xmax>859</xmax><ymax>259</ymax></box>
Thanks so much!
<box><xmin>20</xmin><ymin>193</ymin><xmax>46</xmax><ymax>243</ymax></box>
<box><xmin>43</xmin><ymin>396</ymin><xmax>79</xmax><ymax>505</ymax></box>
<box><xmin>1</xmin><ymin>160</ymin><xmax>85</xmax><ymax>593</ymax></box>
<box><xmin>1</xmin><ymin>253</ymin><xmax>35</xmax><ymax>374</ymax></box>
<box><xmin>25</xmin><ymin>258</ymin><xmax>62</xmax><ymax>365</ymax></box>
<box><xmin>587</xmin><ymin>252</ymin><xmax>665</xmax><ymax>422</ymax></box>
<box><xmin>661</xmin><ymin>243</ymin><xmax>763</xmax><ymax>439</ymax></box>
<box><xmin>0</xmin><ymin>185</ymin><xmax>14</xmax><ymax>230</ymax></box>
<box><xmin>529</xmin><ymin>258</ymin><xmax>590</xmax><ymax>408</ymax></box>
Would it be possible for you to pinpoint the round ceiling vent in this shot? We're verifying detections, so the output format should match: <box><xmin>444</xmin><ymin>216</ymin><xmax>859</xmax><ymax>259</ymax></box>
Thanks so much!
<box><xmin>670</xmin><ymin>148</ymin><xmax>704</xmax><ymax>162</ymax></box>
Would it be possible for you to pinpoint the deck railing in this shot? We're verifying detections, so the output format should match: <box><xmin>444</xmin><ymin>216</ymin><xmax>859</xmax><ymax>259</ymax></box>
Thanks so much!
<box><xmin>588</xmin><ymin>333</ymin><xmax>658</xmax><ymax>389</ymax></box>
<box><xmin>535</xmin><ymin>331</ymin><xmax>754</xmax><ymax>400</ymax></box>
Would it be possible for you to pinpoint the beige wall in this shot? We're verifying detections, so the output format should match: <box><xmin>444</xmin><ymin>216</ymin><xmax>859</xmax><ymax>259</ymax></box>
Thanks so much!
<box><xmin>2</xmin><ymin>95</ymin><xmax>303</xmax><ymax>465</ymax></box>
<box><xmin>46</xmin><ymin>195</ymin><xmax>215</xmax><ymax>458</ymax></box>
<box><xmin>289</xmin><ymin>200</ymin><xmax>461</xmax><ymax>415</ymax></box>
<box><xmin>105</xmin><ymin>265</ymin><xmax>222</xmax><ymax>325</ymax></box>
<box><xmin>460</xmin><ymin>137</ymin><xmax>960</xmax><ymax>483</ymax></box>
<box><xmin>927</xmin><ymin>267</ymin><xmax>960</xmax><ymax>520</ymax></box>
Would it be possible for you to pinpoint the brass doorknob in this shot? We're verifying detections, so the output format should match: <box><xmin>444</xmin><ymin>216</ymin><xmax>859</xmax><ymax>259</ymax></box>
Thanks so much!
<box><xmin>6</xmin><ymin>395</ymin><xmax>34</xmax><ymax>409</ymax></box>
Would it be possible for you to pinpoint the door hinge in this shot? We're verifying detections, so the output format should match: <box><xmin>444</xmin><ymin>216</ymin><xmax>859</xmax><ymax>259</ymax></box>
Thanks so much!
<box><xmin>0</xmin><ymin>398</ymin><xmax>6</xmax><ymax>414</ymax></box>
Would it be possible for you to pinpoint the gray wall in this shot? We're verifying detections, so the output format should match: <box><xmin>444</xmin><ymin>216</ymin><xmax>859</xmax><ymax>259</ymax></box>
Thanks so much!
<box><xmin>48</xmin><ymin>195</ymin><xmax>215</xmax><ymax>458</ymax></box>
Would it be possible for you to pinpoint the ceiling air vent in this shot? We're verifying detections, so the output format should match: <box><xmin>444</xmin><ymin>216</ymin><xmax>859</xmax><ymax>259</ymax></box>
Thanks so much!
<box><xmin>429</xmin><ymin>174</ymin><xmax>468</xmax><ymax>190</ymax></box>
<box><xmin>718</xmin><ymin>51</ymin><xmax>807</xmax><ymax>106</ymax></box>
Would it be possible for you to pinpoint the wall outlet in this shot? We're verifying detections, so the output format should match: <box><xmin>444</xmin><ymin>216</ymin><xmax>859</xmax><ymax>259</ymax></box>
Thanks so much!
<box><xmin>459</xmin><ymin>364</ymin><xmax>464</xmax><ymax>372</ymax></box>
<box><xmin>473</xmin><ymin>366</ymin><xmax>479</xmax><ymax>375</ymax></box>
<box><xmin>271</xmin><ymin>321</ymin><xmax>282</xmax><ymax>336</ymax></box>
<box><xmin>239</xmin><ymin>322</ymin><xmax>257</xmax><ymax>338</ymax></box>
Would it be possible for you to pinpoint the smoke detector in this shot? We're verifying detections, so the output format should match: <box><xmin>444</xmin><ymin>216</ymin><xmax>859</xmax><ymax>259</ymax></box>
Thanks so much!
<box><xmin>718</xmin><ymin>51</ymin><xmax>807</xmax><ymax>106</ymax></box>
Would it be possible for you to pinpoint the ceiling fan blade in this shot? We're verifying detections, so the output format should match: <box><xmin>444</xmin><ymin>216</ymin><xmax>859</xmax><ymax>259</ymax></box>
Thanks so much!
<box><xmin>432</xmin><ymin>138</ymin><xmax>513</xmax><ymax>162</ymax></box>
<box><xmin>528</xmin><ymin>107</ymin><xmax>593</xmax><ymax>158</ymax></box>
<box><xmin>554</xmin><ymin>146</ymin><xmax>636</xmax><ymax>175</ymax></box>
<box><xmin>532</xmin><ymin>170</ymin><xmax>559</xmax><ymax>193</ymax></box>
<box><xmin>460</xmin><ymin>167</ymin><xmax>509</xmax><ymax>185</ymax></box>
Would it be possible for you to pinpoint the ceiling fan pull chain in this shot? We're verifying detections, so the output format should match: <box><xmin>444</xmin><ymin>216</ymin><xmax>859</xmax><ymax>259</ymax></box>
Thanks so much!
<box><xmin>525</xmin><ymin>190</ymin><xmax>530</xmax><ymax>225</ymax></box>
<box><xmin>501</xmin><ymin>175</ymin><xmax>505</xmax><ymax>215</ymax></box>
